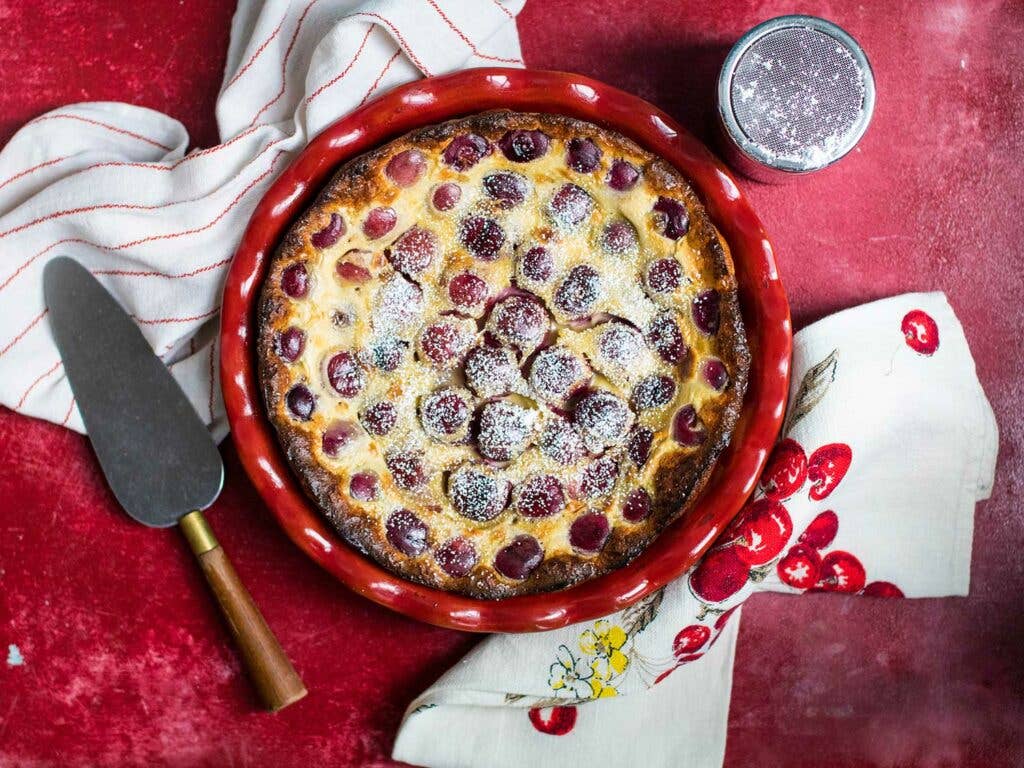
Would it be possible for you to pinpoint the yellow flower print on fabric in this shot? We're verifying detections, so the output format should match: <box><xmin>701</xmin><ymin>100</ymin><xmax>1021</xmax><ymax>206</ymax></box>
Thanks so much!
<box><xmin>548</xmin><ymin>644</ymin><xmax>594</xmax><ymax>699</ymax></box>
<box><xmin>588</xmin><ymin>674</ymin><xmax>619</xmax><ymax>698</ymax></box>
<box><xmin>578</xmin><ymin>621</ymin><xmax>629</xmax><ymax>677</ymax></box>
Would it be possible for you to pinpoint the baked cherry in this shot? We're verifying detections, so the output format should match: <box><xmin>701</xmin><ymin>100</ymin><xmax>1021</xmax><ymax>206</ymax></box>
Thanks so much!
<box><xmin>349</xmin><ymin>471</ymin><xmax>380</xmax><ymax>501</ymax></box>
<box><xmin>701</xmin><ymin>358</ymin><xmax>729</xmax><ymax>391</ymax></box>
<box><xmin>326</xmin><ymin>351</ymin><xmax>366</xmax><ymax>398</ymax></box>
<box><xmin>578</xmin><ymin>456</ymin><xmax>619</xmax><ymax>498</ymax></box>
<box><xmin>277</xmin><ymin>327</ymin><xmax>305</xmax><ymax>362</ymax></box>
<box><xmin>902</xmin><ymin>309</ymin><xmax>939</xmax><ymax>355</ymax></box>
<box><xmin>566</xmin><ymin>137</ymin><xmax>602</xmax><ymax>172</ymax></box>
<box><xmin>499</xmin><ymin>129</ymin><xmax>550</xmax><ymax>162</ymax></box>
<box><xmin>652</xmin><ymin>196</ymin><xmax>689</xmax><ymax>239</ymax></box>
<box><xmin>386</xmin><ymin>509</ymin><xmax>428</xmax><ymax>556</ymax></box>
<box><xmin>476</xmin><ymin>400</ymin><xmax>536</xmax><ymax>461</ymax></box>
<box><xmin>489</xmin><ymin>295</ymin><xmax>549</xmax><ymax>353</ymax></box>
<box><xmin>463</xmin><ymin>345</ymin><xmax>519</xmax><ymax>398</ymax></box>
<box><xmin>622</xmin><ymin>487</ymin><xmax>652</xmax><ymax>522</ymax></box>
<box><xmin>420</xmin><ymin>388</ymin><xmax>472</xmax><ymax>441</ymax></box>
<box><xmin>630</xmin><ymin>375</ymin><xmax>676</xmax><ymax>411</ymax></box>
<box><xmin>385</xmin><ymin>148</ymin><xmax>426</xmax><ymax>187</ymax></box>
<box><xmin>777</xmin><ymin>543</ymin><xmax>821</xmax><ymax>590</ymax></box>
<box><xmin>460</xmin><ymin>215</ymin><xmax>505</xmax><ymax>261</ymax></box>
<box><xmin>807</xmin><ymin>443</ymin><xmax>852</xmax><ymax>500</ymax></box>
<box><xmin>760</xmin><ymin>438</ymin><xmax>808</xmax><ymax>500</ymax></box>
<box><xmin>597</xmin><ymin>322</ymin><xmax>644</xmax><ymax>368</ymax></box>
<box><xmin>431</xmin><ymin>182</ymin><xmax>461</xmax><ymax>211</ymax></box>
<box><xmin>673</xmin><ymin>625</ymin><xmax>711</xmax><ymax>657</ymax></box>
<box><xmin>442</xmin><ymin>133</ymin><xmax>491</xmax><ymax>170</ymax></box>
<box><xmin>483</xmin><ymin>171</ymin><xmax>528</xmax><ymax>208</ymax></box>
<box><xmin>322</xmin><ymin>419</ymin><xmax>359</xmax><ymax>456</ymax></box>
<box><xmin>672</xmin><ymin>404</ymin><xmax>706</xmax><ymax>446</ymax></box>
<box><xmin>418</xmin><ymin>320</ymin><xmax>473</xmax><ymax>369</ymax></box>
<box><xmin>601</xmin><ymin>220</ymin><xmax>638</xmax><ymax>255</ymax></box>
<box><xmin>539</xmin><ymin>415</ymin><xmax>587</xmax><ymax>465</ymax></box>
<box><xmin>332</xmin><ymin>307</ymin><xmax>355</xmax><ymax>327</ymax></box>
<box><xmin>448</xmin><ymin>466</ymin><xmax>510</xmax><ymax>522</ymax></box>
<box><xmin>495</xmin><ymin>535</ymin><xmax>544</xmax><ymax>580</ymax></box>
<box><xmin>798</xmin><ymin>510</ymin><xmax>839</xmax><ymax>550</ymax></box>
<box><xmin>814</xmin><ymin>551</ymin><xmax>866</xmax><ymax>593</ymax></box>
<box><xmin>722</xmin><ymin>498</ymin><xmax>793</xmax><ymax>566</ymax></box>
<box><xmin>554</xmin><ymin>264</ymin><xmax>602</xmax><ymax>318</ymax></box>
<box><xmin>646</xmin><ymin>313</ymin><xmax>688</xmax><ymax>364</ymax></box>
<box><xmin>385</xmin><ymin>449</ymin><xmax>427</xmax><ymax>490</ymax></box>
<box><xmin>361</xmin><ymin>401</ymin><xmax>397</xmax><ymax>436</ymax></box>
<box><xmin>569</xmin><ymin>513</ymin><xmax>610</xmax><ymax>553</ymax></box>
<box><xmin>547</xmin><ymin>183</ymin><xmax>594</xmax><ymax>229</ymax></box>
<box><xmin>515</xmin><ymin>475</ymin><xmax>566</xmax><ymax>518</ymax></box>
<box><xmin>435</xmin><ymin>537</ymin><xmax>478</xmax><ymax>578</ymax></box>
<box><xmin>311</xmin><ymin>212</ymin><xmax>346</xmax><ymax>249</ymax></box>
<box><xmin>363</xmin><ymin>206</ymin><xmax>397</xmax><ymax>240</ymax></box>
<box><xmin>370</xmin><ymin>337</ymin><xmax>406</xmax><ymax>372</ymax></box>
<box><xmin>606</xmin><ymin>159</ymin><xmax>640</xmax><ymax>190</ymax></box>
<box><xmin>286</xmin><ymin>384</ymin><xmax>314</xmax><ymax>420</ymax></box>
<box><xmin>692</xmin><ymin>290</ymin><xmax>720</xmax><ymax>335</ymax></box>
<box><xmin>373</xmin><ymin>274</ymin><xmax>423</xmax><ymax>331</ymax></box>
<box><xmin>517</xmin><ymin>246</ymin><xmax>554</xmax><ymax>284</ymax></box>
<box><xmin>528</xmin><ymin>346</ymin><xmax>590</xmax><ymax>404</ymax></box>
<box><xmin>387</xmin><ymin>226</ymin><xmax>437</xmax><ymax>275</ymax></box>
<box><xmin>336</xmin><ymin>256</ymin><xmax>372</xmax><ymax>284</ymax></box>
<box><xmin>689</xmin><ymin>545</ymin><xmax>748</xmax><ymax>603</ymax></box>
<box><xmin>627</xmin><ymin>426</ymin><xmax>654</xmax><ymax>467</ymax></box>
<box><xmin>645</xmin><ymin>258</ymin><xmax>683</xmax><ymax>295</ymax></box>
<box><xmin>862</xmin><ymin>581</ymin><xmax>904</xmax><ymax>598</ymax></box>
<box><xmin>573</xmin><ymin>390</ymin><xmax>633</xmax><ymax>449</ymax></box>
<box><xmin>281</xmin><ymin>263</ymin><xmax>308</xmax><ymax>298</ymax></box>
<box><xmin>448</xmin><ymin>272</ymin><xmax>488</xmax><ymax>310</ymax></box>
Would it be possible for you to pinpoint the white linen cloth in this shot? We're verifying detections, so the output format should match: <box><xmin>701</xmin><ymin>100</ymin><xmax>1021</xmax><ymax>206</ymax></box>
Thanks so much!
<box><xmin>0</xmin><ymin>6</ymin><xmax>999</xmax><ymax>767</ymax></box>
<box><xmin>0</xmin><ymin>0</ymin><xmax>525</xmax><ymax>437</ymax></box>
<box><xmin>392</xmin><ymin>292</ymin><xmax>998</xmax><ymax>768</ymax></box>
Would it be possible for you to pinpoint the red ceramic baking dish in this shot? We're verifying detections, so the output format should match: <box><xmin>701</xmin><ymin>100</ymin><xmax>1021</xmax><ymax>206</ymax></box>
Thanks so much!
<box><xmin>220</xmin><ymin>68</ymin><xmax>791</xmax><ymax>633</ymax></box>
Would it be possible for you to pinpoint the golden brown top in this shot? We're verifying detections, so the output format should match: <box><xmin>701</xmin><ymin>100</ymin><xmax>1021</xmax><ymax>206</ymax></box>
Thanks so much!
<box><xmin>257</xmin><ymin>111</ymin><xmax>748</xmax><ymax>598</ymax></box>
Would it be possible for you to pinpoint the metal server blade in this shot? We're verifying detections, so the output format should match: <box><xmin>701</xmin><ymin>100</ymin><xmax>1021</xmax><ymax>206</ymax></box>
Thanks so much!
<box><xmin>718</xmin><ymin>15</ymin><xmax>876</xmax><ymax>182</ymax></box>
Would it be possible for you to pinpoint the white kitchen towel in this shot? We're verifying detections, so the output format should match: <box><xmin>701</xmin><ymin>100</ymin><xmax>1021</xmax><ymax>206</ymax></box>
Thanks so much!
<box><xmin>0</xmin><ymin>0</ymin><xmax>525</xmax><ymax>438</ymax></box>
<box><xmin>393</xmin><ymin>292</ymin><xmax>999</xmax><ymax>768</ymax></box>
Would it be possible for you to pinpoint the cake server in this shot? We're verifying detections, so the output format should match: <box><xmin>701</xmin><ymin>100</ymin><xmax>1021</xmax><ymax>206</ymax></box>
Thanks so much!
<box><xmin>43</xmin><ymin>256</ymin><xmax>306</xmax><ymax>712</ymax></box>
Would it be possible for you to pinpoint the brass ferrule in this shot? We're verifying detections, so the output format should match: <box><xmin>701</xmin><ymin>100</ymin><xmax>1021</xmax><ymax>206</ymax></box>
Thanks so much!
<box><xmin>180</xmin><ymin>510</ymin><xmax>219</xmax><ymax>555</ymax></box>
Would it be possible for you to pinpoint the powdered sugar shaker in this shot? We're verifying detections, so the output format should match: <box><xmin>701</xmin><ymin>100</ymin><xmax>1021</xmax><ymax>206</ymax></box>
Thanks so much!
<box><xmin>717</xmin><ymin>15</ymin><xmax>876</xmax><ymax>182</ymax></box>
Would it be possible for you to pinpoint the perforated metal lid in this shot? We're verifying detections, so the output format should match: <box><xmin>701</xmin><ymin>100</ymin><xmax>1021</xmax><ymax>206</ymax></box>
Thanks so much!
<box><xmin>718</xmin><ymin>16</ymin><xmax>875</xmax><ymax>174</ymax></box>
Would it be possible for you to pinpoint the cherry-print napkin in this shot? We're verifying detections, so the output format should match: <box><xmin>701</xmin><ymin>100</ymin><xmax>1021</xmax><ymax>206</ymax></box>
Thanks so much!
<box><xmin>0</xmin><ymin>0</ymin><xmax>525</xmax><ymax>438</ymax></box>
<box><xmin>392</xmin><ymin>292</ymin><xmax>998</xmax><ymax>768</ymax></box>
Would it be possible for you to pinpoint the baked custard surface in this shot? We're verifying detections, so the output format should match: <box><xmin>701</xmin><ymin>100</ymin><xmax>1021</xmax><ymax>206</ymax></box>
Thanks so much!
<box><xmin>258</xmin><ymin>110</ymin><xmax>749</xmax><ymax>598</ymax></box>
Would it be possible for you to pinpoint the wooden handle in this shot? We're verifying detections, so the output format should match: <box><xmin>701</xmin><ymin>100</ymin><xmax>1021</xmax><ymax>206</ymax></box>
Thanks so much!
<box><xmin>180</xmin><ymin>510</ymin><xmax>307</xmax><ymax>711</ymax></box>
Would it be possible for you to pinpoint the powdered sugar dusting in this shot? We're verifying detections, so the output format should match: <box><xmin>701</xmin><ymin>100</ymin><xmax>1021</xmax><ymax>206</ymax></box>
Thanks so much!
<box><xmin>373</xmin><ymin>274</ymin><xmax>423</xmax><ymax>333</ymax></box>
<box><xmin>464</xmin><ymin>345</ymin><xmax>519</xmax><ymax>398</ymax></box>
<box><xmin>528</xmin><ymin>346</ymin><xmax>589</xmax><ymax>404</ymax></box>
<box><xmin>597</xmin><ymin>322</ymin><xmax>644</xmax><ymax>367</ymax></box>
<box><xmin>269</xmin><ymin>115</ymin><xmax>736</xmax><ymax>581</ymax></box>
<box><xmin>419</xmin><ymin>388</ymin><xmax>472</xmax><ymax>441</ymax></box>
<box><xmin>538</xmin><ymin>414</ymin><xmax>587</xmax><ymax>466</ymax></box>
<box><xmin>448</xmin><ymin>465</ymin><xmax>510</xmax><ymax>521</ymax></box>
<box><xmin>573</xmin><ymin>390</ymin><xmax>634</xmax><ymax>451</ymax></box>
<box><xmin>476</xmin><ymin>400</ymin><xmax>537</xmax><ymax>462</ymax></box>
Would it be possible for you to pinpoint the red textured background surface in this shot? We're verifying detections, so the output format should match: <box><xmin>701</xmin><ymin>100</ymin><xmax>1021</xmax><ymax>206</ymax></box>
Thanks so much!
<box><xmin>1</xmin><ymin>1</ymin><xmax>1022</xmax><ymax>766</ymax></box>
